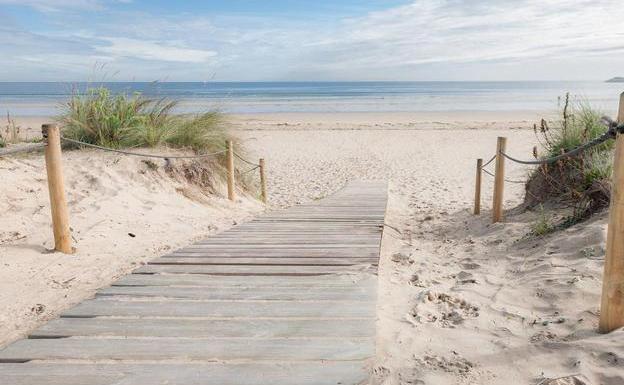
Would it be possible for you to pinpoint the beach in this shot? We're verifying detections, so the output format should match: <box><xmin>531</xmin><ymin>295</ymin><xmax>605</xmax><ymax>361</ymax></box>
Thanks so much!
<box><xmin>1</xmin><ymin>109</ymin><xmax>622</xmax><ymax>384</ymax></box>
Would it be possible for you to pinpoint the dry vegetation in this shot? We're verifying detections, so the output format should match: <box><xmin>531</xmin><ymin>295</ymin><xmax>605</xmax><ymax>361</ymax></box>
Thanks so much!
<box><xmin>524</xmin><ymin>94</ymin><xmax>613</xmax><ymax>230</ymax></box>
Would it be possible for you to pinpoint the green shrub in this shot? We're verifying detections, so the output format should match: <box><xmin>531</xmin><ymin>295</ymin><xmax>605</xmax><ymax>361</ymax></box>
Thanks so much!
<box><xmin>59</xmin><ymin>87</ymin><xmax>231</xmax><ymax>153</ymax></box>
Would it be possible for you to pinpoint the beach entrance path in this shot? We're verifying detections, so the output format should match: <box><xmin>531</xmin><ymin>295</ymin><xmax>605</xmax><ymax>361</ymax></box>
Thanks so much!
<box><xmin>0</xmin><ymin>181</ymin><xmax>388</xmax><ymax>385</ymax></box>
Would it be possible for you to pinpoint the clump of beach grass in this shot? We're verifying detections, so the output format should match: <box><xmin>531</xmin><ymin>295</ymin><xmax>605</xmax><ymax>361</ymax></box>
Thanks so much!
<box><xmin>524</xmin><ymin>93</ymin><xmax>613</xmax><ymax>221</ymax></box>
<box><xmin>530</xmin><ymin>205</ymin><xmax>555</xmax><ymax>237</ymax></box>
<box><xmin>59</xmin><ymin>87</ymin><xmax>230</xmax><ymax>154</ymax></box>
<box><xmin>2</xmin><ymin>112</ymin><xmax>22</xmax><ymax>146</ymax></box>
<box><xmin>58</xmin><ymin>87</ymin><xmax>256</xmax><ymax>191</ymax></box>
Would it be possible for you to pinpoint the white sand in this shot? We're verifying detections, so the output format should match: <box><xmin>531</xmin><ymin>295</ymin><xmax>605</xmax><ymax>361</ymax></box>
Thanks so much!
<box><xmin>2</xmin><ymin>111</ymin><xmax>621</xmax><ymax>384</ymax></box>
<box><xmin>0</xmin><ymin>149</ymin><xmax>263</xmax><ymax>346</ymax></box>
<box><xmin>232</xmin><ymin>113</ymin><xmax>621</xmax><ymax>384</ymax></box>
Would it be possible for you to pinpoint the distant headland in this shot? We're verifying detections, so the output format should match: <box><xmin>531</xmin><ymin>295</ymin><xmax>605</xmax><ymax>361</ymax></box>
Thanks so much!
<box><xmin>606</xmin><ymin>77</ymin><xmax>624</xmax><ymax>83</ymax></box>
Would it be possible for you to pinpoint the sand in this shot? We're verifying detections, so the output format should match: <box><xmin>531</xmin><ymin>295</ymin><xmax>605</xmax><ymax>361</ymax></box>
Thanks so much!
<box><xmin>2</xmin><ymin>111</ymin><xmax>622</xmax><ymax>384</ymax></box>
<box><xmin>0</xmin><ymin>149</ymin><xmax>263</xmax><ymax>347</ymax></box>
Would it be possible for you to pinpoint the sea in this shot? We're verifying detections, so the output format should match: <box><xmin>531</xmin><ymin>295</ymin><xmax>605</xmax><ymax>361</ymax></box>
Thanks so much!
<box><xmin>0</xmin><ymin>81</ymin><xmax>622</xmax><ymax>116</ymax></box>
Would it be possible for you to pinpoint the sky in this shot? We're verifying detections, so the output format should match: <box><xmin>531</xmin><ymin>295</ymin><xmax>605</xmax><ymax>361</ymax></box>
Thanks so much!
<box><xmin>1</xmin><ymin>0</ymin><xmax>623</xmax><ymax>81</ymax></box>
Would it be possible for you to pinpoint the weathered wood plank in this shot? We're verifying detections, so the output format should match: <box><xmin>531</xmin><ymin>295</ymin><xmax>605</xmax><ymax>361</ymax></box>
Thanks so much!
<box><xmin>0</xmin><ymin>362</ymin><xmax>370</xmax><ymax>385</ymax></box>
<box><xmin>96</xmin><ymin>285</ymin><xmax>375</xmax><ymax>300</ymax></box>
<box><xmin>184</xmin><ymin>244</ymin><xmax>379</xmax><ymax>249</ymax></box>
<box><xmin>165</xmin><ymin>249</ymin><xmax>380</xmax><ymax>258</ymax></box>
<box><xmin>148</xmin><ymin>257</ymin><xmax>378</xmax><ymax>266</ymax></box>
<box><xmin>0</xmin><ymin>338</ymin><xmax>375</xmax><ymax>362</ymax></box>
<box><xmin>30</xmin><ymin>318</ymin><xmax>375</xmax><ymax>338</ymax></box>
<box><xmin>61</xmin><ymin>298</ymin><xmax>376</xmax><ymax>318</ymax></box>
<box><xmin>134</xmin><ymin>264</ymin><xmax>376</xmax><ymax>275</ymax></box>
<box><xmin>113</xmin><ymin>273</ymin><xmax>375</xmax><ymax>287</ymax></box>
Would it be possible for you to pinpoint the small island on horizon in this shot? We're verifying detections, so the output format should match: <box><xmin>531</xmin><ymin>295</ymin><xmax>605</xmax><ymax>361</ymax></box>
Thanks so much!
<box><xmin>606</xmin><ymin>77</ymin><xmax>624</xmax><ymax>83</ymax></box>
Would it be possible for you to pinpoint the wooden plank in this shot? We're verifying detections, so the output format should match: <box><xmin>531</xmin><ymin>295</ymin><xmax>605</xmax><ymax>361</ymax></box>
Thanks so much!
<box><xmin>30</xmin><ymin>318</ymin><xmax>375</xmax><ymax>338</ymax></box>
<box><xmin>61</xmin><ymin>298</ymin><xmax>376</xmax><ymax>318</ymax></box>
<box><xmin>184</xmin><ymin>244</ymin><xmax>379</xmax><ymax>249</ymax></box>
<box><xmin>0</xmin><ymin>337</ymin><xmax>375</xmax><ymax>362</ymax></box>
<box><xmin>96</xmin><ymin>285</ymin><xmax>375</xmax><ymax>301</ymax></box>
<box><xmin>113</xmin><ymin>273</ymin><xmax>375</xmax><ymax>287</ymax></box>
<box><xmin>134</xmin><ymin>264</ymin><xmax>377</xmax><ymax>275</ymax></box>
<box><xmin>0</xmin><ymin>362</ymin><xmax>370</xmax><ymax>385</ymax></box>
<box><xmin>148</xmin><ymin>257</ymin><xmax>378</xmax><ymax>266</ymax></box>
<box><xmin>165</xmin><ymin>250</ymin><xmax>380</xmax><ymax>258</ymax></box>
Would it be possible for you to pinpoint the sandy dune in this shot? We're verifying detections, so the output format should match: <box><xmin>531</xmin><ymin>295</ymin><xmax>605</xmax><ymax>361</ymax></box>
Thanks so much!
<box><xmin>1</xmin><ymin>111</ymin><xmax>621</xmax><ymax>384</ymax></box>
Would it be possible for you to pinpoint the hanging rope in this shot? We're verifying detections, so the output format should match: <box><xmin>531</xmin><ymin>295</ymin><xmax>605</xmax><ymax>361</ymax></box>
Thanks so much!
<box><xmin>499</xmin><ymin>117</ymin><xmax>623</xmax><ymax>165</ymax></box>
<box><xmin>233</xmin><ymin>151</ymin><xmax>260</xmax><ymax>167</ymax></box>
<box><xmin>60</xmin><ymin>137</ymin><xmax>227</xmax><ymax>159</ymax></box>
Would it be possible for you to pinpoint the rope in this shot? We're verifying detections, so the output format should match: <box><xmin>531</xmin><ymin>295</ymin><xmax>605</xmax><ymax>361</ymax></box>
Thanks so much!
<box><xmin>60</xmin><ymin>137</ymin><xmax>227</xmax><ymax>159</ymax></box>
<box><xmin>481</xmin><ymin>155</ymin><xmax>496</xmax><ymax>168</ymax></box>
<box><xmin>499</xmin><ymin>118</ymin><xmax>623</xmax><ymax>165</ymax></box>
<box><xmin>481</xmin><ymin>168</ymin><xmax>526</xmax><ymax>184</ymax></box>
<box><xmin>241</xmin><ymin>165</ymin><xmax>260</xmax><ymax>175</ymax></box>
<box><xmin>233</xmin><ymin>151</ymin><xmax>260</xmax><ymax>167</ymax></box>
<box><xmin>0</xmin><ymin>143</ymin><xmax>46</xmax><ymax>157</ymax></box>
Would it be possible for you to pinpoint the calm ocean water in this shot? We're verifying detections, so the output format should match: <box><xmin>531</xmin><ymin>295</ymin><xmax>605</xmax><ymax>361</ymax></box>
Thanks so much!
<box><xmin>0</xmin><ymin>81</ymin><xmax>622</xmax><ymax>116</ymax></box>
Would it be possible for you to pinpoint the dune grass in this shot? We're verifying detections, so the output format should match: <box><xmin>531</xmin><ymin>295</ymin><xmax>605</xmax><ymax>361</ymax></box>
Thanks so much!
<box><xmin>525</xmin><ymin>93</ymin><xmax>613</xmax><ymax>219</ymax></box>
<box><xmin>59</xmin><ymin>87</ymin><xmax>230</xmax><ymax>153</ymax></box>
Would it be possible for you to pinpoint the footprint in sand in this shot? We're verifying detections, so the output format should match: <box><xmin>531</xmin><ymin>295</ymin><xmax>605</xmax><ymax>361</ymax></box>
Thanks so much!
<box><xmin>411</xmin><ymin>291</ymin><xmax>480</xmax><ymax>327</ymax></box>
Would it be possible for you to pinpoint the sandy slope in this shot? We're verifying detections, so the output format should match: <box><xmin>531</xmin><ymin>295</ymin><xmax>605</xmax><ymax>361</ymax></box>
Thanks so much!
<box><xmin>0</xmin><ymin>149</ymin><xmax>263</xmax><ymax>347</ymax></box>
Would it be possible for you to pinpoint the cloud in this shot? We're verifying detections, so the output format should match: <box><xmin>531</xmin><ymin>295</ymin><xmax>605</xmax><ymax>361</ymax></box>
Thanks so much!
<box><xmin>96</xmin><ymin>37</ymin><xmax>217</xmax><ymax>63</ymax></box>
<box><xmin>2</xmin><ymin>0</ymin><xmax>624</xmax><ymax>80</ymax></box>
<box><xmin>301</xmin><ymin>0</ymin><xmax>624</xmax><ymax>73</ymax></box>
<box><xmin>0</xmin><ymin>0</ymin><xmax>104</xmax><ymax>12</ymax></box>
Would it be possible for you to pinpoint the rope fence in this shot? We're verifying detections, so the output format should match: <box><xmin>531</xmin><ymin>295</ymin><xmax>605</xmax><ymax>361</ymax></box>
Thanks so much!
<box><xmin>472</xmin><ymin>91</ymin><xmax>624</xmax><ymax>334</ymax></box>
<box><xmin>0</xmin><ymin>123</ymin><xmax>269</xmax><ymax>255</ymax></box>
<box><xmin>59</xmin><ymin>137</ymin><xmax>228</xmax><ymax>159</ymax></box>
<box><xmin>474</xmin><ymin>113</ymin><xmax>624</xmax><ymax>223</ymax></box>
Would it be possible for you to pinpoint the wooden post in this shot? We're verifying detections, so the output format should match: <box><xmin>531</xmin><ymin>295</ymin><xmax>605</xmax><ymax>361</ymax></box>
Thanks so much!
<box><xmin>259</xmin><ymin>158</ymin><xmax>267</xmax><ymax>204</ymax></box>
<box><xmin>226</xmin><ymin>140</ymin><xmax>235</xmax><ymax>201</ymax></box>
<box><xmin>600</xmin><ymin>92</ymin><xmax>624</xmax><ymax>333</ymax></box>
<box><xmin>474</xmin><ymin>158</ymin><xmax>482</xmax><ymax>215</ymax></box>
<box><xmin>492</xmin><ymin>137</ymin><xmax>507</xmax><ymax>223</ymax></box>
<box><xmin>42</xmin><ymin>124</ymin><xmax>72</xmax><ymax>254</ymax></box>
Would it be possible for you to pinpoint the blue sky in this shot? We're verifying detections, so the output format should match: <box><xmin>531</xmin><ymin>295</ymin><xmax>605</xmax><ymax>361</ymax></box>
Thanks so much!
<box><xmin>1</xmin><ymin>0</ymin><xmax>623</xmax><ymax>81</ymax></box>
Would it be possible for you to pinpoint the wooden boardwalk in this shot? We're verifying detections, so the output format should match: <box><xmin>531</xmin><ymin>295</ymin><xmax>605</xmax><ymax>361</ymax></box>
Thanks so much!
<box><xmin>0</xmin><ymin>181</ymin><xmax>388</xmax><ymax>385</ymax></box>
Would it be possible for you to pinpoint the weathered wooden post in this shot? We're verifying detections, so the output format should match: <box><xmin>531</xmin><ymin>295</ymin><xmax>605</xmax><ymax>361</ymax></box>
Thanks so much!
<box><xmin>492</xmin><ymin>137</ymin><xmax>507</xmax><ymax>223</ymax></box>
<box><xmin>226</xmin><ymin>140</ymin><xmax>235</xmax><ymax>201</ymax></box>
<box><xmin>600</xmin><ymin>92</ymin><xmax>624</xmax><ymax>333</ymax></box>
<box><xmin>474</xmin><ymin>158</ymin><xmax>482</xmax><ymax>215</ymax></box>
<box><xmin>259</xmin><ymin>158</ymin><xmax>267</xmax><ymax>204</ymax></box>
<box><xmin>42</xmin><ymin>124</ymin><xmax>72</xmax><ymax>254</ymax></box>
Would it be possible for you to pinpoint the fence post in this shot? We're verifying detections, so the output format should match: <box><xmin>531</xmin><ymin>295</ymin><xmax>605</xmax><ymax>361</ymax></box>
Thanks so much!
<box><xmin>259</xmin><ymin>158</ymin><xmax>267</xmax><ymax>204</ymax></box>
<box><xmin>226</xmin><ymin>140</ymin><xmax>235</xmax><ymax>201</ymax></box>
<box><xmin>600</xmin><ymin>92</ymin><xmax>624</xmax><ymax>333</ymax></box>
<box><xmin>474</xmin><ymin>158</ymin><xmax>482</xmax><ymax>215</ymax></box>
<box><xmin>42</xmin><ymin>124</ymin><xmax>73</xmax><ymax>254</ymax></box>
<box><xmin>492</xmin><ymin>137</ymin><xmax>507</xmax><ymax>223</ymax></box>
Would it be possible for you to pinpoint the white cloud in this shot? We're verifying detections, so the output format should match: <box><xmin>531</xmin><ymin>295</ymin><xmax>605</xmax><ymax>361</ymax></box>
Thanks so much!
<box><xmin>96</xmin><ymin>37</ymin><xmax>217</xmax><ymax>63</ymax></box>
<box><xmin>302</xmin><ymin>0</ymin><xmax>624</xmax><ymax>73</ymax></box>
<box><xmin>0</xmin><ymin>0</ymin><xmax>103</xmax><ymax>12</ymax></box>
<box><xmin>2</xmin><ymin>0</ymin><xmax>624</xmax><ymax>80</ymax></box>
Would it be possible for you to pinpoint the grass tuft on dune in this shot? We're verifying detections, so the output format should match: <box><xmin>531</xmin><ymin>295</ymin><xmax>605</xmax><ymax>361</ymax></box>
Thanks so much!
<box><xmin>525</xmin><ymin>93</ymin><xmax>613</xmax><ymax>223</ymax></box>
<box><xmin>58</xmin><ymin>87</ymin><xmax>231</xmax><ymax>154</ymax></box>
